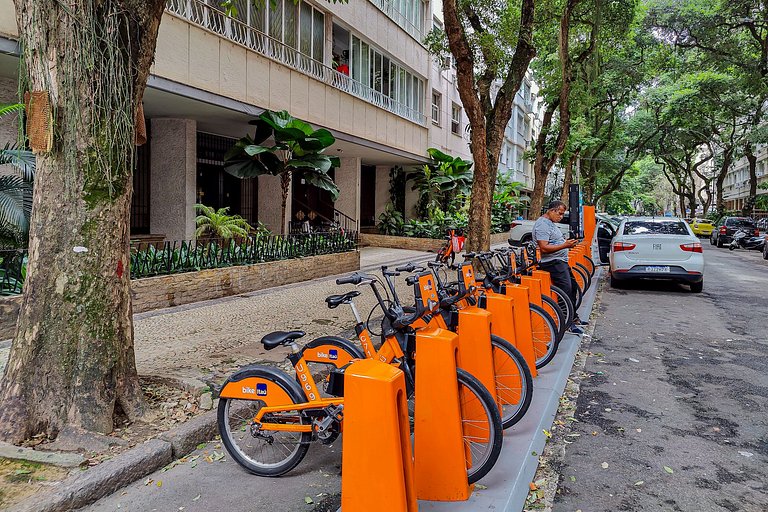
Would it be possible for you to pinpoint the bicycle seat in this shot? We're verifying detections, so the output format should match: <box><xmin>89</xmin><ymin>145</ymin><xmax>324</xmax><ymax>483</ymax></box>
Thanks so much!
<box><xmin>325</xmin><ymin>290</ymin><xmax>361</xmax><ymax>309</ymax></box>
<box><xmin>261</xmin><ymin>331</ymin><xmax>306</xmax><ymax>350</ymax></box>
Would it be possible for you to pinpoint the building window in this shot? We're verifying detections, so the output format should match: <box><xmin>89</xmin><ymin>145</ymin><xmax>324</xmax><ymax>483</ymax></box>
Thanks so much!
<box><xmin>249</xmin><ymin>0</ymin><xmax>324</xmax><ymax>61</ymax></box>
<box><xmin>349</xmin><ymin>34</ymin><xmax>425</xmax><ymax>116</ymax></box>
<box><xmin>432</xmin><ymin>90</ymin><xmax>441</xmax><ymax>125</ymax></box>
<box><xmin>451</xmin><ymin>103</ymin><xmax>461</xmax><ymax>135</ymax></box>
<box><xmin>517</xmin><ymin>113</ymin><xmax>524</xmax><ymax>136</ymax></box>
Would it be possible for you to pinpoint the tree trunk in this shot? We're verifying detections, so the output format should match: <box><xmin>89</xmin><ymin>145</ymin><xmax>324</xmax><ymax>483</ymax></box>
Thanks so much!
<box><xmin>442</xmin><ymin>0</ymin><xmax>535</xmax><ymax>251</ymax></box>
<box><xmin>715</xmin><ymin>147</ymin><xmax>733</xmax><ymax>214</ymax></box>
<box><xmin>560</xmin><ymin>153</ymin><xmax>577</xmax><ymax>203</ymax></box>
<box><xmin>0</xmin><ymin>0</ymin><xmax>166</xmax><ymax>444</ymax></box>
<box><xmin>742</xmin><ymin>143</ymin><xmax>757</xmax><ymax>217</ymax></box>
<box><xmin>280</xmin><ymin>171</ymin><xmax>291</xmax><ymax>235</ymax></box>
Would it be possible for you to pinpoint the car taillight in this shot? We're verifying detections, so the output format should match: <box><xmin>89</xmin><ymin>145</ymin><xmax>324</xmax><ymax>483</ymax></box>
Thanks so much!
<box><xmin>755</xmin><ymin>229</ymin><xmax>760</xmax><ymax>237</ymax></box>
<box><xmin>680</xmin><ymin>243</ymin><xmax>703</xmax><ymax>253</ymax></box>
<box><xmin>613</xmin><ymin>242</ymin><xmax>636</xmax><ymax>252</ymax></box>
<box><xmin>719</xmin><ymin>226</ymin><xmax>727</xmax><ymax>234</ymax></box>
<box><xmin>509</xmin><ymin>222</ymin><xmax>520</xmax><ymax>229</ymax></box>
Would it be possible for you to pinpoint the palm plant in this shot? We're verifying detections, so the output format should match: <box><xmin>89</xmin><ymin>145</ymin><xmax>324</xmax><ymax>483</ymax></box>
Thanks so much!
<box><xmin>407</xmin><ymin>148</ymin><xmax>473</xmax><ymax>220</ymax></box>
<box><xmin>223</xmin><ymin>110</ymin><xmax>340</xmax><ymax>234</ymax></box>
<box><xmin>0</xmin><ymin>103</ymin><xmax>35</xmax><ymax>248</ymax></box>
<box><xmin>194</xmin><ymin>204</ymin><xmax>253</xmax><ymax>240</ymax></box>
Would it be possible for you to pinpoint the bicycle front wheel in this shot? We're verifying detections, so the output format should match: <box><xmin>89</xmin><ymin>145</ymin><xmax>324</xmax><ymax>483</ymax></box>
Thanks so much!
<box><xmin>490</xmin><ymin>334</ymin><xmax>533</xmax><ymax>428</ymax></box>
<box><xmin>550</xmin><ymin>285</ymin><xmax>575</xmax><ymax>328</ymax></box>
<box><xmin>541</xmin><ymin>294</ymin><xmax>566</xmax><ymax>341</ymax></box>
<box><xmin>457</xmin><ymin>368</ymin><xmax>504</xmax><ymax>483</ymax></box>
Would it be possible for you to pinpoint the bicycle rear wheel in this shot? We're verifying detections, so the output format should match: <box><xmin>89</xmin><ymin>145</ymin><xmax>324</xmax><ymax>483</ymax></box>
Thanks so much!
<box><xmin>218</xmin><ymin>371</ymin><xmax>311</xmax><ymax>477</ymax></box>
<box><xmin>490</xmin><ymin>335</ymin><xmax>533</xmax><ymax>428</ymax></box>
<box><xmin>456</xmin><ymin>368</ymin><xmax>504</xmax><ymax>483</ymax></box>
<box><xmin>582</xmin><ymin>255</ymin><xmax>596</xmax><ymax>277</ymax></box>
<box><xmin>530</xmin><ymin>303</ymin><xmax>559</xmax><ymax>369</ymax></box>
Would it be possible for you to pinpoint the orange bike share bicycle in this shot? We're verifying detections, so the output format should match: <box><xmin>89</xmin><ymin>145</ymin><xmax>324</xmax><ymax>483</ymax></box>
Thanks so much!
<box><xmin>435</xmin><ymin>227</ymin><xmax>466</xmax><ymax>267</ymax></box>
<box><xmin>217</xmin><ymin>269</ymin><xmax>503</xmax><ymax>482</ymax></box>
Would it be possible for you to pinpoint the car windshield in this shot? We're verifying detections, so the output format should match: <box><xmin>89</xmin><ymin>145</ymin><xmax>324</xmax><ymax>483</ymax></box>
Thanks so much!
<box><xmin>726</xmin><ymin>218</ymin><xmax>755</xmax><ymax>227</ymax></box>
<box><xmin>623</xmin><ymin>221</ymin><xmax>689</xmax><ymax>235</ymax></box>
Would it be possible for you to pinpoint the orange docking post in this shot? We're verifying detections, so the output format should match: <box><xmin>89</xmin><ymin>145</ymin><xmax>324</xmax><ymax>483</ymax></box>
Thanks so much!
<box><xmin>341</xmin><ymin>359</ymin><xmax>416</xmax><ymax>512</ymax></box>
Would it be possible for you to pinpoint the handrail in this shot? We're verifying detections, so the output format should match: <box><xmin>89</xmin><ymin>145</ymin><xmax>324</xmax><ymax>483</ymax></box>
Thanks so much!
<box><xmin>165</xmin><ymin>0</ymin><xmax>427</xmax><ymax>126</ymax></box>
<box><xmin>291</xmin><ymin>197</ymin><xmax>359</xmax><ymax>233</ymax></box>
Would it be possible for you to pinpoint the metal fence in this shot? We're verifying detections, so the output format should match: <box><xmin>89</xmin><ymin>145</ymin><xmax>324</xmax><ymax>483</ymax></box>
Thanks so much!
<box><xmin>0</xmin><ymin>232</ymin><xmax>358</xmax><ymax>295</ymax></box>
<box><xmin>0</xmin><ymin>249</ymin><xmax>26</xmax><ymax>296</ymax></box>
<box><xmin>130</xmin><ymin>231</ymin><xmax>358</xmax><ymax>279</ymax></box>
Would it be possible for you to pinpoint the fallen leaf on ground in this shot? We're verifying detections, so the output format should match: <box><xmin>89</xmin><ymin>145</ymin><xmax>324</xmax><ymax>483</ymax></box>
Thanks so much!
<box><xmin>738</xmin><ymin>451</ymin><xmax>754</xmax><ymax>458</ymax></box>
<box><xmin>635</xmin><ymin>481</ymin><xmax>644</xmax><ymax>486</ymax></box>
<box><xmin>664</xmin><ymin>466</ymin><xmax>674</xmax><ymax>474</ymax></box>
<box><xmin>543</xmin><ymin>429</ymin><xmax>552</xmax><ymax>438</ymax></box>
<box><xmin>305</xmin><ymin>496</ymin><xmax>314</xmax><ymax>504</ymax></box>
<box><xmin>601</xmin><ymin>462</ymin><xmax>609</xmax><ymax>469</ymax></box>
<box><xmin>475</xmin><ymin>483</ymin><xmax>488</xmax><ymax>490</ymax></box>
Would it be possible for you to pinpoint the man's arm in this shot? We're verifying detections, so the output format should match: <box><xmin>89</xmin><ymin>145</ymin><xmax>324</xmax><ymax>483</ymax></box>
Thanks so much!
<box><xmin>536</xmin><ymin>238</ymin><xmax>578</xmax><ymax>253</ymax></box>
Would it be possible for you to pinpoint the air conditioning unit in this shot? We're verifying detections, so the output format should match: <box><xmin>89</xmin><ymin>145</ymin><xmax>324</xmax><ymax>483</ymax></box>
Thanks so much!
<box><xmin>441</xmin><ymin>56</ymin><xmax>451</xmax><ymax>69</ymax></box>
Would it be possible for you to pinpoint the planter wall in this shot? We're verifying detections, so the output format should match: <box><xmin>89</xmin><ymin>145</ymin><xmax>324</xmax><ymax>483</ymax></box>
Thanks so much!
<box><xmin>0</xmin><ymin>250</ymin><xmax>360</xmax><ymax>341</ymax></box>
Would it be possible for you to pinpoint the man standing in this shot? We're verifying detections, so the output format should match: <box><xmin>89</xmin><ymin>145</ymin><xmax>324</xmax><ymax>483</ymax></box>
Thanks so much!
<box><xmin>532</xmin><ymin>200</ymin><xmax>585</xmax><ymax>334</ymax></box>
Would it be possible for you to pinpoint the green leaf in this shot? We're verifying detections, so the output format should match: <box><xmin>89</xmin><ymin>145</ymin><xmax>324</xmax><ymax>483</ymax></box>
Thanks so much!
<box><xmin>302</xmin><ymin>171</ymin><xmax>340</xmax><ymax>201</ymax></box>
<box><xmin>243</xmin><ymin>145</ymin><xmax>271</xmax><ymax>157</ymax></box>
<box><xmin>664</xmin><ymin>466</ymin><xmax>674</xmax><ymax>474</ymax></box>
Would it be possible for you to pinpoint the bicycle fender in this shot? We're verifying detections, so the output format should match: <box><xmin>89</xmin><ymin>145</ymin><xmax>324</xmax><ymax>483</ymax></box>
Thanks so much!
<box><xmin>219</xmin><ymin>365</ymin><xmax>305</xmax><ymax>407</ymax></box>
<box><xmin>301</xmin><ymin>336</ymin><xmax>365</xmax><ymax>368</ymax></box>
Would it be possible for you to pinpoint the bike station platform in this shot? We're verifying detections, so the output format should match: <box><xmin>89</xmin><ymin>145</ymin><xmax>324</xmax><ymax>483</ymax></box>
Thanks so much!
<box><xmin>411</xmin><ymin>267</ymin><xmax>602</xmax><ymax>512</ymax></box>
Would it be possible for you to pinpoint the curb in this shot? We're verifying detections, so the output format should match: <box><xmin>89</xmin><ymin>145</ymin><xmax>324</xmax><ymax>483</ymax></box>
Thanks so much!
<box><xmin>11</xmin><ymin>411</ymin><xmax>219</xmax><ymax>512</ymax></box>
<box><xmin>420</xmin><ymin>266</ymin><xmax>604</xmax><ymax>512</ymax></box>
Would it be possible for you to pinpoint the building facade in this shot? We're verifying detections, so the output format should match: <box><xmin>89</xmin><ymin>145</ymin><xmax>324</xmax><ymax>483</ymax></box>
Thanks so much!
<box><xmin>722</xmin><ymin>146</ymin><xmax>768</xmax><ymax>213</ymax></box>
<box><xmin>0</xmin><ymin>0</ymin><xmax>542</xmax><ymax>238</ymax></box>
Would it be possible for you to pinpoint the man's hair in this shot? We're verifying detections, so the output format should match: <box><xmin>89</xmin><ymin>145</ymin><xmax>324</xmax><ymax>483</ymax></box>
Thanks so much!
<box><xmin>547</xmin><ymin>200</ymin><xmax>567</xmax><ymax>211</ymax></box>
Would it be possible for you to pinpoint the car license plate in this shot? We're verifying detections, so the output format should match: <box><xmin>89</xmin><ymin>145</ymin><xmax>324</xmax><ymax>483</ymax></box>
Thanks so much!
<box><xmin>645</xmin><ymin>266</ymin><xmax>670</xmax><ymax>273</ymax></box>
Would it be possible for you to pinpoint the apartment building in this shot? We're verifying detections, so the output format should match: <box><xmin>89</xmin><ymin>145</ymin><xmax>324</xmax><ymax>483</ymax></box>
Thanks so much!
<box><xmin>0</xmin><ymin>0</ymin><xmax>546</xmax><ymax>239</ymax></box>
<box><xmin>722</xmin><ymin>146</ymin><xmax>768</xmax><ymax>212</ymax></box>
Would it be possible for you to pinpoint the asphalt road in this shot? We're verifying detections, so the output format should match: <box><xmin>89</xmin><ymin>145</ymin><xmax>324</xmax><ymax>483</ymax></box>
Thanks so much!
<box><xmin>553</xmin><ymin>242</ymin><xmax>768</xmax><ymax>511</ymax></box>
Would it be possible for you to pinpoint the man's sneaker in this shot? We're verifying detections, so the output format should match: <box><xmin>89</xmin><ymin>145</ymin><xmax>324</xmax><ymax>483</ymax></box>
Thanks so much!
<box><xmin>568</xmin><ymin>325</ymin><xmax>585</xmax><ymax>335</ymax></box>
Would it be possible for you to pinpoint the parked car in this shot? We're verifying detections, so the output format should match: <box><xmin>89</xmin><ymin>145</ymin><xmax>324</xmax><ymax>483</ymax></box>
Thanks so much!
<box><xmin>609</xmin><ymin>217</ymin><xmax>704</xmax><ymax>293</ymax></box>
<box><xmin>710</xmin><ymin>217</ymin><xmax>759</xmax><ymax>247</ymax></box>
<box><xmin>764</xmin><ymin>235</ymin><xmax>768</xmax><ymax>259</ymax></box>
<box><xmin>689</xmin><ymin>218</ymin><xmax>714</xmax><ymax>237</ymax></box>
<box><xmin>757</xmin><ymin>217</ymin><xmax>768</xmax><ymax>232</ymax></box>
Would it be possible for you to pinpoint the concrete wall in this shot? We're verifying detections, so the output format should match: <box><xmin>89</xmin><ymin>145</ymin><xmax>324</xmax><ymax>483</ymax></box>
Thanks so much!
<box><xmin>0</xmin><ymin>250</ymin><xmax>360</xmax><ymax>340</ymax></box>
<box><xmin>150</xmin><ymin>118</ymin><xmax>197</xmax><ymax>242</ymax></box>
<box><xmin>130</xmin><ymin>250</ymin><xmax>359</xmax><ymax>313</ymax></box>
<box><xmin>154</xmin><ymin>14</ymin><xmax>428</xmax><ymax>157</ymax></box>
<box><xmin>335</xmin><ymin>157</ymin><xmax>361</xmax><ymax>223</ymax></box>
<box><xmin>0</xmin><ymin>75</ymin><xmax>19</xmax><ymax>155</ymax></box>
<box><xmin>0</xmin><ymin>0</ymin><xmax>17</xmax><ymax>39</ymax></box>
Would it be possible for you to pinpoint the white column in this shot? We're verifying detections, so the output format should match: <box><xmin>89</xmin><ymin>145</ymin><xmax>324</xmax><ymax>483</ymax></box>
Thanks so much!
<box><xmin>150</xmin><ymin>118</ymin><xmax>197</xmax><ymax>242</ymax></box>
<box><xmin>258</xmin><ymin>174</ymin><xmax>291</xmax><ymax>234</ymax></box>
<box><xmin>374</xmin><ymin>165</ymin><xmax>391</xmax><ymax>219</ymax></box>
<box><xmin>335</xmin><ymin>157</ymin><xmax>361</xmax><ymax>227</ymax></box>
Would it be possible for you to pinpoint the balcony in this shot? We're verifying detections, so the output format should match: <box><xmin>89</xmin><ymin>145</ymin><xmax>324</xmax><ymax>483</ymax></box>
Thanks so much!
<box><xmin>368</xmin><ymin>0</ymin><xmax>423</xmax><ymax>41</ymax></box>
<box><xmin>165</xmin><ymin>0</ymin><xmax>426</xmax><ymax>126</ymax></box>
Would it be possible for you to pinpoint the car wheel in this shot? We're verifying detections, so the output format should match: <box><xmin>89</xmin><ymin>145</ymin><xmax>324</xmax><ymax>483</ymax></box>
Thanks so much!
<box><xmin>709</xmin><ymin>234</ymin><xmax>716</xmax><ymax>245</ymax></box>
<box><xmin>690</xmin><ymin>280</ymin><xmax>703</xmax><ymax>293</ymax></box>
<box><xmin>610</xmin><ymin>273</ymin><xmax>623</xmax><ymax>289</ymax></box>
<box><xmin>716</xmin><ymin>237</ymin><xmax>723</xmax><ymax>248</ymax></box>
<box><xmin>763</xmin><ymin>244</ymin><xmax>768</xmax><ymax>260</ymax></box>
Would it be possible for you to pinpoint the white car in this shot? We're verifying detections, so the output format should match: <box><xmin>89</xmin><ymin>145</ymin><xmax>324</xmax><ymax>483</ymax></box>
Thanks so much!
<box><xmin>609</xmin><ymin>217</ymin><xmax>705</xmax><ymax>293</ymax></box>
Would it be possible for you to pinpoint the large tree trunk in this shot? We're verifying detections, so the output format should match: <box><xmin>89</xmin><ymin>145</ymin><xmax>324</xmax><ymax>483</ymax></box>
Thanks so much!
<box><xmin>742</xmin><ymin>143</ymin><xmax>758</xmax><ymax>217</ymax></box>
<box><xmin>0</xmin><ymin>0</ymin><xmax>166</xmax><ymax>444</ymax></box>
<box><xmin>280</xmin><ymin>171</ymin><xmax>291</xmax><ymax>235</ymax></box>
<box><xmin>442</xmin><ymin>0</ymin><xmax>535</xmax><ymax>251</ymax></box>
<box><xmin>560</xmin><ymin>153</ymin><xmax>577</xmax><ymax>203</ymax></box>
<box><xmin>715</xmin><ymin>147</ymin><xmax>733</xmax><ymax>213</ymax></box>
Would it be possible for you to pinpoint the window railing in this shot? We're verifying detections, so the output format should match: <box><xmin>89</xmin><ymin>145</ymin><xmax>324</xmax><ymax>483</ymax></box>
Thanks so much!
<box><xmin>165</xmin><ymin>0</ymin><xmax>427</xmax><ymax>126</ymax></box>
<box><xmin>368</xmin><ymin>0</ymin><xmax>423</xmax><ymax>41</ymax></box>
